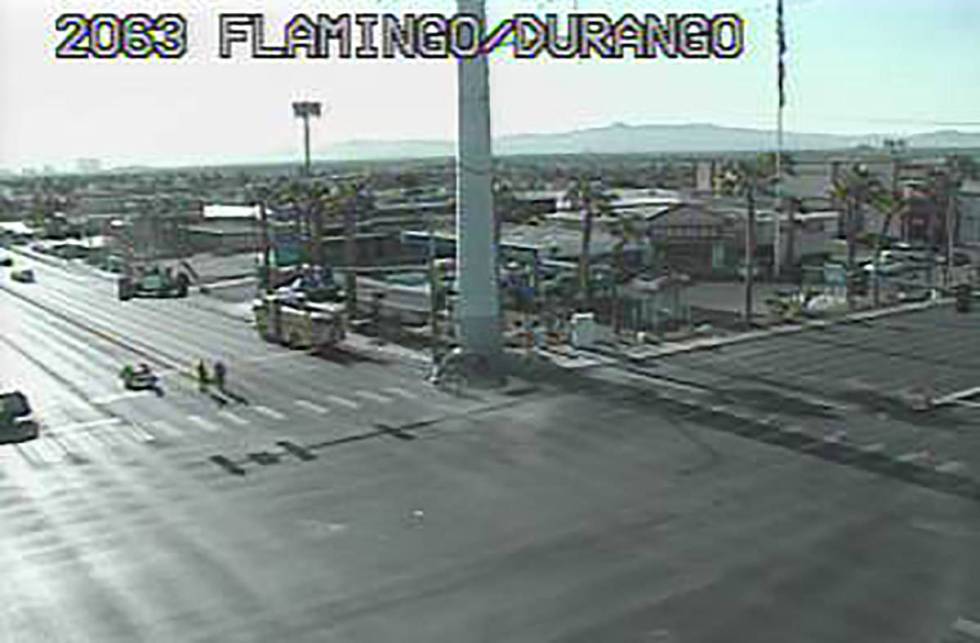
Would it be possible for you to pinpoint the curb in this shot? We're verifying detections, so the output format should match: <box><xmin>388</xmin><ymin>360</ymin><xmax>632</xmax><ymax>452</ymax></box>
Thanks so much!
<box><xmin>622</xmin><ymin>298</ymin><xmax>949</xmax><ymax>360</ymax></box>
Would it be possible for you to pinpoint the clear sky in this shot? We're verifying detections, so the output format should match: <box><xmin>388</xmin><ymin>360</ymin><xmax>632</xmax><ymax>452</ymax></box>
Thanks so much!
<box><xmin>0</xmin><ymin>0</ymin><xmax>977</xmax><ymax>170</ymax></box>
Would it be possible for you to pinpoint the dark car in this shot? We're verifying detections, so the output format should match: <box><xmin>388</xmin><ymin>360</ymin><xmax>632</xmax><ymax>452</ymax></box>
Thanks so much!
<box><xmin>0</xmin><ymin>391</ymin><xmax>39</xmax><ymax>444</ymax></box>
<box><xmin>11</xmin><ymin>268</ymin><xmax>35</xmax><ymax>283</ymax></box>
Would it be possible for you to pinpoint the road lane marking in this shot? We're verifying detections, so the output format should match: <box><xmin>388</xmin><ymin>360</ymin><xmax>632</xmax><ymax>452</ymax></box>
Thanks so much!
<box><xmin>91</xmin><ymin>391</ymin><xmax>148</xmax><ymax>405</ymax></box>
<box><xmin>952</xmin><ymin>617</ymin><xmax>980</xmax><ymax>639</ymax></box>
<box><xmin>187</xmin><ymin>415</ymin><xmax>221</xmax><ymax>433</ymax></box>
<box><xmin>355</xmin><ymin>390</ymin><xmax>392</xmax><ymax>404</ymax></box>
<box><xmin>149</xmin><ymin>420</ymin><xmax>182</xmax><ymax>438</ymax></box>
<box><xmin>934</xmin><ymin>386</ymin><xmax>980</xmax><ymax>407</ymax></box>
<box><xmin>127</xmin><ymin>423</ymin><xmax>157</xmax><ymax>443</ymax></box>
<box><xmin>936</xmin><ymin>461</ymin><xmax>966</xmax><ymax>474</ymax></box>
<box><xmin>859</xmin><ymin>442</ymin><xmax>885</xmax><ymax>453</ymax></box>
<box><xmin>218</xmin><ymin>410</ymin><xmax>249</xmax><ymax>426</ymax></box>
<box><xmin>17</xmin><ymin>442</ymin><xmax>48</xmax><ymax>464</ymax></box>
<box><xmin>383</xmin><ymin>387</ymin><xmax>415</xmax><ymax>399</ymax></box>
<box><xmin>295</xmin><ymin>399</ymin><xmax>328</xmax><ymax>414</ymax></box>
<box><xmin>896</xmin><ymin>450</ymin><xmax>930</xmax><ymax>463</ymax></box>
<box><xmin>55</xmin><ymin>417</ymin><xmax>122</xmax><ymax>432</ymax></box>
<box><xmin>63</xmin><ymin>430</ymin><xmax>102</xmax><ymax>452</ymax></box>
<box><xmin>98</xmin><ymin>428</ymin><xmax>138</xmax><ymax>447</ymax></box>
<box><xmin>327</xmin><ymin>395</ymin><xmax>360</xmax><ymax>410</ymax></box>
<box><xmin>40</xmin><ymin>436</ymin><xmax>69</xmax><ymax>456</ymax></box>
<box><xmin>253</xmin><ymin>405</ymin><xmax>286</xmax><ymax>420</ymax></box>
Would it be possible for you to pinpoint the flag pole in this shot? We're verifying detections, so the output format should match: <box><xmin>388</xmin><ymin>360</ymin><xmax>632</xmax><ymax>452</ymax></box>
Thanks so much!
<box><xmin>774</xmin><ymin>0</ymin><xmax>785</xmax><ymax>279</ymax></box>
<box><xmin>773</xmin><ymin>0</ymin><xmax>794</xmax><ymax>277</ymax></box>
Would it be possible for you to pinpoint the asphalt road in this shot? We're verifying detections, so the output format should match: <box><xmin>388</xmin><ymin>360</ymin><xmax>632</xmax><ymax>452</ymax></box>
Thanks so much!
<box><xmin>2</xmin><ymin>251</ymin><xmax>980</xmax><ymax>642</ymax></box>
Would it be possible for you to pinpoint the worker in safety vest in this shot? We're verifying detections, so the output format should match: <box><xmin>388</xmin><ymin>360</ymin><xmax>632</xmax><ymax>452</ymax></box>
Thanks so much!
<box><xmin>196</xmin><ymin>359</ymin><xmax>209</xmax><ymax>392</ymax></box>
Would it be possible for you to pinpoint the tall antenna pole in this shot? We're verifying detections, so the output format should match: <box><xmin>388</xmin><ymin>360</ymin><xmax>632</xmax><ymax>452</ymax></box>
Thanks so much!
<box><xmin>455</xmin><ymin>0</ymin><xmax>501</xmax><ymax>362</ymax></box>
<box><xmin>774</xmin><ymin>0</ymin><xmax>786</xmax><ymax>278</ymax></box>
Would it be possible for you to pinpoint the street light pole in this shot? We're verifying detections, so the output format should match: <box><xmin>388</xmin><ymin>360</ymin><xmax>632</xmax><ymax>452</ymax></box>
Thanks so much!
<box><xmin>292</xmin><ymin>101</ymin><xmax>321</xmax><ymax>178</ymax></box>
<box><xmin>292</xmin><ymin>101</ymin><xmax>322</xmax><ymax>268</ymax></box>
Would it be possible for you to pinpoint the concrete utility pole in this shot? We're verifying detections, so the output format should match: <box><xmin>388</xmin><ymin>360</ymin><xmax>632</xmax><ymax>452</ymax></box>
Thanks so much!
<box><xmin>454</xmin><ymin>0</ymin><xmax>501</xmax><ymax>362</ymax></box>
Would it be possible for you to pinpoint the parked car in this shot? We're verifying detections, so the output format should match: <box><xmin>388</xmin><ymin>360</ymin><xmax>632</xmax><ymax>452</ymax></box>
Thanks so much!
<box><xmin>0</xmin><ymin>391</ymin><xmax>39</xmax><ymax>444</ymax></box>
<box><xmin>10</xmin><ymin>268</ymin><xmax>35</xmax><ymax>283</ymax></box>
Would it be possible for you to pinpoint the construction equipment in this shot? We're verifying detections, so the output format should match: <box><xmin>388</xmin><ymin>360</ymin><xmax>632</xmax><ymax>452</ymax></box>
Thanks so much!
<box><xmin>252</xmin><ymin>292</ymin><xmax>346</xmax><ymax>350</ymax></box>
<box><xmin>118</xmin><ymin>265</ymin><xmax>190</xmax><ymax>301</ymax></box>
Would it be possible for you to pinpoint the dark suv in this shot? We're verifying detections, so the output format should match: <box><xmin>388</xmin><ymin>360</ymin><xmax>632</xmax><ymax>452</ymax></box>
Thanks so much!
<box><xmin>0</xmin><ymin>391</ymin><xmax>39</xmax><ymax>443</ymax></box>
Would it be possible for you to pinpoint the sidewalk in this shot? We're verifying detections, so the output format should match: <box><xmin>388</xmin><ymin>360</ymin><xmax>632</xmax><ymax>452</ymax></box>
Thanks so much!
<box><xmin>599</xmin><ymin>296</ymin><xmax>952</xmax><ymax>362</ymax></box>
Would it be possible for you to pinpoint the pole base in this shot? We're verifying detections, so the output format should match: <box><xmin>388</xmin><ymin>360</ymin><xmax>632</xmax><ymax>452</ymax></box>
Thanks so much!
<box><xmin>431</xmin><ymin>346</ymin><xmax>507</xmax><ymax>389</ymax></box>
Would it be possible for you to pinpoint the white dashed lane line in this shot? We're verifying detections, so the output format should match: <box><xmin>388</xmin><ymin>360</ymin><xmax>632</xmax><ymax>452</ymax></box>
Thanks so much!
<box><xmin>218</xmin><ymin>410</ymin><xmax>250</xmax><ymax>426</ymax></box>
<box><xmin>187</xmin><ymin>415</ymin><xmax>222</xmax><ymax>433</ymax></box>
<box><xmin>149</xmin><ymin>420</ymin><xmax>182</xmax><ymax>438</ymax></box>
<box><xmin>253</xmin><ymin>405</ymin><xmax>287</xmax><ymax>420</ymax></box>
<box><xmin>896</xmin><ymin>450</ymin><xmax>930</xmax><ymax>463</ymax></box>
<box><xmin>382</xmin><ymin>387</ymin><xmax>415</xmax><ymax>399</ymax></box>
<box><xmin>53</xmin><ymin>417</ymin><xmax>122</xmax><ymax>432</ymax></box>
<box><xmin>858</xmin><ymin>442</ymin><xmax>885</xmax><ymax>454</ymax></box>
<box><xmin>355</xmin><ymin>390</ymin><xmax>392</xmax><ymax>404</ymax></box>
<box><xmin>327</xmin><ymin>395</ymin><xmax>360</xmax><ymax>410</ymax></box>
<box><xmin>295</xmin><ymin>399</ymin><xmax>328</xmax><ymax>414</ymax></box>
<box><xmin>90</xmin><ymin>391</ymin><xmax>149</xmax><ymax>405</ymax></box>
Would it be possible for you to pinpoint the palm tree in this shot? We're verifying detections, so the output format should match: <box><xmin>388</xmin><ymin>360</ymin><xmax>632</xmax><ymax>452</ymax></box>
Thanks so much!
<box><xmin>717</xmin><ymin>154</ymin><xmax>786</xmax><ymax>326</ymax></box>
<box><xmin>337</xmin><ymin>178</ymin><xmax>373</xmax><ymax>317</ymax></box>
<box><xmin>564</xmin><ymin>178</ymin><xmax>612</xmax><ymax>310</ymax></box>
<box><xmin>828</xmin><ymin>163</ymin><xmax>885</xmax><ymax>307</ymax></box>
<box><xmin>866</xmin><ymin>187</ymin><xmax>909</xmax><ymax>306</ymax></box>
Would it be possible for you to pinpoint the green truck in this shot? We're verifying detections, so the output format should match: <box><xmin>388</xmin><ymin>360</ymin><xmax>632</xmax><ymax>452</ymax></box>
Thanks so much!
<box><xmin>118</xmin><ymin>267</ymin><xmax>190</xmax><ymax>301</ymax></box>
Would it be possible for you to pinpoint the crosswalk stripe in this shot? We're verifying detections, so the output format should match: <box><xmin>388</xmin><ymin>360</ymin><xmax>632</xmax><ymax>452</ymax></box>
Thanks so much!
<box><xmin>187</xmin><ymin>415</ymin><xmax>221</xmax><ymax>433</ymax></box>
<box><xmin>127</xmin><ymin>423</ymin><xmax>157</xmax><ymax>443</ymax></box>
<box><xmin>98</xmin><ymin>428</ymin><xmax>137</xmax><ymax>446</ymax></box>
<box><xmin>149</xmin><ymin>420</ymin><xmax>182</xmax><ymax>438</ymax></box>
<box><xmin>32</xmin><ymin>439</ymin><xmax>63</xmax><ymax>463</ymax></box>
<box><xmin>17</xmin><ymin>442</ymin><xmax>46</xmax><ymax>464</ymax></box>
<box><xmin>218</xmin><ymin>410</ymin><xmax>249</xmax><ymax>426</ymax></box>
<box><xmin>355</xmin><ymin>390</ymin><xmax>392</xmax><ymax>404</ymax></box>
<box><xmin>295</xmin><ymin>400</ymin><xmax>328</xmax><ymax>414</ymax></box>
<box><xmin>383</xmin><ymin>387</ymin><xmax>415</xmax><ymax>399</ymax></box>
<box><xmin>253</xmin><ymin>405</ymin><xmax>286</xmax><ymax>420</ymax></box>
<box><xmin>327</xmin><ymin>395</ymin><xmax>360</xmax><ymax>410</ymax></box>
<box><xmin>43</xmin><ymin>434</ymin><xmax>72</xmax><ymax>454</ymax></box>
<box><xmin>72</xmin><ymin>430</ymin><xmax>105</xmax><ymax>451</ymax></box>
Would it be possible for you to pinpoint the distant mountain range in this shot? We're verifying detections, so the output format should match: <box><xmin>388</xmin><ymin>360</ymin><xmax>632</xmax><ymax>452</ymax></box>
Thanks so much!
<box><xmin>321</xmin><ymin>123</ymin><xmax>980</xmax><ymax>161</ymax></box>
